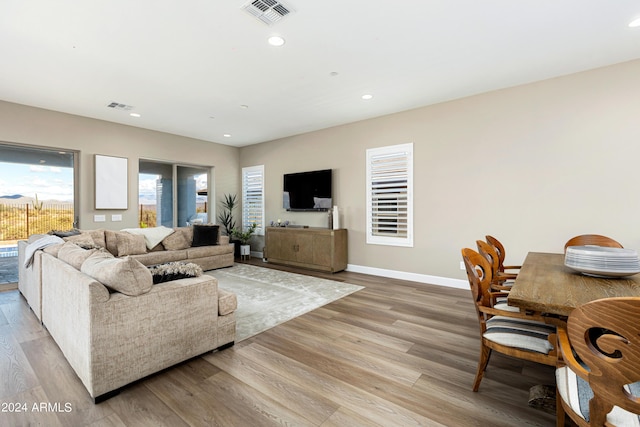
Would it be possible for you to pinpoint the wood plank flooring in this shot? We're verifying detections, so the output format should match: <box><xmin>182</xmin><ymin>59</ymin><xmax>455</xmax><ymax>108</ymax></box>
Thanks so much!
<box><xmin>0</xmin><ymin>259</ymin><xmax>559</xmax><ymax>426</ymax></box>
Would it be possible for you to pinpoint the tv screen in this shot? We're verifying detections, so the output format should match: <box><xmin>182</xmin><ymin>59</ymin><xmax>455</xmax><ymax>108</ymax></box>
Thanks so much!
<box><xmin>283</xmin><ymin>169</ymin><xmax>332</xmax><ymax>211</ymax></box>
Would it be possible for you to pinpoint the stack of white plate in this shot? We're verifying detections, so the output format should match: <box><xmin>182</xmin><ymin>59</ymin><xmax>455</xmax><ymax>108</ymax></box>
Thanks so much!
<box><xmin>565</xmin><ymin>246</ymin><xmax>640</xmax><ymax>277</ymax></box>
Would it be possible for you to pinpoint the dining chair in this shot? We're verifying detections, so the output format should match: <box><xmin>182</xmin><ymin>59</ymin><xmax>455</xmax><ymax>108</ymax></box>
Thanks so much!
<box><xmin>555</xmin><ymin>297</ymin><xmax>640</xmax><ymax>426</ymax></box>
<box><xmin>477</xmin><ymin>240</ymin><xmax>517</xmax><ymax>291</ymax></box>
<box><xmin>563</xmin><ymin>234</ymin><xmax>623</xmax><ymax>252</ymax></box>
<box><xmin>461</xmin><ymin>248</ymin><xmax>557</xmax><ymax>392</ymax></box>
<box><xmin>485</xmin><ymin>235</ymin><xmax>522</xmax><ymax>274</ymax></box>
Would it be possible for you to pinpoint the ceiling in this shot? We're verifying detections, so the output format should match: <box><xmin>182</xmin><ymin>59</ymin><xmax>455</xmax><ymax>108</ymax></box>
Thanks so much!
<box><xmin>1</xmin><ymin>1</ymin><xmax>639</xmax><ymax>147</ymax></box>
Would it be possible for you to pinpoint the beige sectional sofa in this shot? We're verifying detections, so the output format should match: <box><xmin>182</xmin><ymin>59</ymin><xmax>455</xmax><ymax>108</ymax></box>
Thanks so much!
<box><xmin>18</xmin><ymin>225</ymin><xmax>234</xmax><ymax>321</ymax></box>
<box><xmin>18</xmin><ymin>225</ymin><xmax>237</xmax><ymax>402</ymax></box>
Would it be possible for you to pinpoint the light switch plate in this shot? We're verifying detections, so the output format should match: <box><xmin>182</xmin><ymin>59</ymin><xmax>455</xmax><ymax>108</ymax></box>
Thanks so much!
<box><xmin>94</xmin><ymin>215</ymin><xmax>106</xmax><ymax>222</ymax></box>
<box><xmin>112</xmin><ymin>214</ymin><xmax>122</xmax><ymax>222</ymax></box>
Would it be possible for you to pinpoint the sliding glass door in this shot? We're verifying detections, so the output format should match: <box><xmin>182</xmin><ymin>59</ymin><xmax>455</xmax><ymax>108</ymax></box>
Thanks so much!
<box><xmin>0</xmin><ymin>142</ymin><xmax>78</xmax><ymax>284</ymax></box>
<box><xmin>139</xmin><ymin>160</ymin><xmax>210</xmax><ymax>228</ymax></box>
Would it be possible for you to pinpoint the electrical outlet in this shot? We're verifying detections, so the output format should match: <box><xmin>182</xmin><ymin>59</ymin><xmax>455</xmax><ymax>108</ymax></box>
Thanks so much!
<box><xmin>460</xmin><ymin>261</ymin><xmax>465</xmax><ymax>270</ymax></box>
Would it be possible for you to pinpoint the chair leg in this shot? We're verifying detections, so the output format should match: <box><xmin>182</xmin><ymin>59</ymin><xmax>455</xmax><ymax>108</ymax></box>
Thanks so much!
<box><xmin>473</xmin><ymin>343</ymin><xmax>492</xmax><ymax>392</ymax></box>
<box><xmin>556</xmin><ymin>388</ymin><xmax>565</xmax><ymax>427</ymax></box>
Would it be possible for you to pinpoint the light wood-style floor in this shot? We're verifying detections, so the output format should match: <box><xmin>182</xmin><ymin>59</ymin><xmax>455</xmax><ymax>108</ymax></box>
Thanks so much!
<box><xmin>0</xmin><ymin>259</ymin><xmax>558</xmax><ymax>426</ymax></box>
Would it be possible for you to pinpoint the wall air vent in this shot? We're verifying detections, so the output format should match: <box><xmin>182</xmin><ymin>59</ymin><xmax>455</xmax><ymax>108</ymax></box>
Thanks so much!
<box><xmin>106</xmin><ymin>102</ymin><xmax>134</xmax><ymax>111</ymax></box>
<box><xmin>242</xmin><ymin>0</ymin><xmax>292</xmax><ymax>26</ymax></box>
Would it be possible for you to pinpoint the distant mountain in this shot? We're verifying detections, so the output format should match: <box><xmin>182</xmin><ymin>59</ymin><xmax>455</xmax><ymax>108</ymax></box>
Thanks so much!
<box><xmin>0</xmin><ymin>195</ymin><xmax>72</xmax><ymax>205</ymax></box>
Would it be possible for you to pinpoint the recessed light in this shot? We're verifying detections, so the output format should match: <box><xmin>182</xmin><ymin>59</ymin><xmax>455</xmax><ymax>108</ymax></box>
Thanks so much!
<box><xmin>223</xmin><ymin>134</ymin><xmax>232</xmax><ymax>138</ymax></box>
<box><xmin>629</xmin><ymin>17</ymin><xmax>640</xmax><ymax>28</ymax></box>
<box><xmin>362</xmin><ymin>94</ymin><xmax>373</xmax><ymax>100</ymax></box>
<box><xmin>329</xmin><ymin>71</ymin><xmax>339</xmax><ymax>77</ymax></box>
<box><xmin>130</xmin><ymin>113</ymin><xmax>141</xmax><ymax>118</ymax></box>
<box><xmin>268</xmin><ymin>36</ymin><xmax>285</xmax><ymax>47</ymax></box>
<box><xmin>240</xmin><ymin>104</ymin><xmax>249</xmax><ymax>109</ymax></box>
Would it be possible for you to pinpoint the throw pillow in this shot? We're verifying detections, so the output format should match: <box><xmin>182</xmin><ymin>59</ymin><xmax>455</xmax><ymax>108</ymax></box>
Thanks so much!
<box><xmin>147</xmin><ymin>261</ymin><xmax>203</xmax><ymax>284</ymax></box>
<box><xmin>57</xmin><ymin>242</ymin><xmax>98</xmax><ymax>270</ymax></box>
<box><xmin>120</xmin><ymin>226</ymin><xmax>175</xmax><ymax>250</ymax></box>
<box><xmin>191</xmin><ymin>224</ymin><xmax>219</xmax><ymax>247</ymax></box>
<box><xmin>63</xmin><ymin>233</ymin><xmax>97</xmax><ymax>249</ymax></box>
<box><xmin>81</xmin><ymin>252</ymin><xmax>152</xmax><ymax>296</ymax></box>
<box><xmin>161</xmin><ymin>227</ymin><xmax>191</xmax><ymax>250</ymax></box>
<box><xmin>115</xmin><ymin>232</ymin><xmax>147</xmax><ymax>256</ymax></box>
<box><xmin>81</xmin><ymin>229</ymin><xmax>107</xmax><ymax>249</ymax></box>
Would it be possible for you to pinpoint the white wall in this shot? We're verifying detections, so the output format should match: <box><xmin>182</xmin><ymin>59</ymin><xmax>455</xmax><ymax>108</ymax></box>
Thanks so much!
<box><xmin>240</xmin><ymin>59</ymin><xmax>640</xmax><ymax>284</ymax></box>
<box><xmin>3</xmin><ymin>59</ymin><xmax>639</xmax><ymax>286</ymax></box>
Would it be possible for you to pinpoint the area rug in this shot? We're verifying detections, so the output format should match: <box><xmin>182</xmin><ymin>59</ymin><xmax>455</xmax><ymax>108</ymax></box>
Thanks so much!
<box><xmin>206</xmin><ymin>263</ymin><xmax>363</xmax><ymax>341</ymax></box>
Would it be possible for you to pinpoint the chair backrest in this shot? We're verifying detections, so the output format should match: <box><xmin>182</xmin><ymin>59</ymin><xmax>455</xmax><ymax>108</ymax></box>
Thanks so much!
<box><xmin>567</xmin><ymin>297</ymin><xmax>640</xmax><ymax>424</ymax></box>
<box><xmin>564</xmin><ymin>234</ymin><xmax>623</xmax><ymax>252</ymax></box>
<box><xmin>485</xmin><ymin>235</ymin><xmax>507</xmax><ymax>271</ymax></box>
<box><xmin>461</xmin><ymin>248</ymin><xmax>494</xmax><ymax>311</ymax></box>
<box><xmin>476</xmin><ymin>240</ymin><xmax>501</xmax><ymax>277</ymax></box>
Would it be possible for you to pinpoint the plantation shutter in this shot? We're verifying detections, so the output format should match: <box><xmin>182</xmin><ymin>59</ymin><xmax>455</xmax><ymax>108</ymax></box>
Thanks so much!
<box><xmin>242</xmin><ymin>165</ymin><xmax>265</xmax><ymax>235</ymax></box>
<box><xmin>366</xmin><ymin>143</ymin><xmax>413</xmax><ymax>247</ymax></box>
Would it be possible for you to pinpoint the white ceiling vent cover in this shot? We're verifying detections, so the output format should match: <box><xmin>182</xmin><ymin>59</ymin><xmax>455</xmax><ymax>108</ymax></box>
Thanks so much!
<box><xmin>242</xmin><ymin>0</ymin><xmax>292</xmax><ymax>26</ymax></box>
<box><xmin>107</xmin><ymin>102</ymin><xmax>134</xmax><ymax>111</ymax></box>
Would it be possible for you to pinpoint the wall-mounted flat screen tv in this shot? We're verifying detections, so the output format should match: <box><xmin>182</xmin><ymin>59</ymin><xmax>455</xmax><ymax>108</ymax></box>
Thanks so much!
<box><xmin>283</xmin><ymin>169</ymin><xmax>332</xmax><ymax>211</ymax></box>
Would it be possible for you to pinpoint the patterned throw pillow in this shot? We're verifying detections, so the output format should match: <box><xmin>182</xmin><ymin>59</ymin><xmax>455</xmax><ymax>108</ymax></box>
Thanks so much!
<box><xmin>148</xmin><ymin>261</ymin><xmax>203</xmax><ymax>284</ymax></box>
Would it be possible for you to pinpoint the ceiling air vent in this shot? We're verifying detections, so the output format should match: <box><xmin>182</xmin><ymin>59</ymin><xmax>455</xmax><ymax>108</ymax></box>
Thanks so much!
<box><xmin>106</xmin><ymin>102</ymin><xmax>134</xmax><ymax>111</ymax></box>
<box><xmin>242</xmin><ymin>0</ymin><xmax>292</xmax><ymax>26</ymax></box>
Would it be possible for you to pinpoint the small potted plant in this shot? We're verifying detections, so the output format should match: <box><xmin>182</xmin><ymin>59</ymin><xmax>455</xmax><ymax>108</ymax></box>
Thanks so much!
<box><xmin>231</xmin><ymin>223</ymin><xmax>257</xmax><ymax>259</ymax></box>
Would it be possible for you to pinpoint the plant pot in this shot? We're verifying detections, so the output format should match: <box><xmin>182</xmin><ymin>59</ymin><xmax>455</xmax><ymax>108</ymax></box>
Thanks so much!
<box><xmin>240</xmin><ymin>244</ymin><xmax>250</xmax><ymax>260</ymax></box>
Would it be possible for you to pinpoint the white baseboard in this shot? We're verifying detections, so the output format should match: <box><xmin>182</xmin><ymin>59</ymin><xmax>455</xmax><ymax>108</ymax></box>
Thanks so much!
<box><xmin>346</xmin><ymin>264</ymin><xmax>469</xmax><ymax>290</ymax></box>
<box><xmin>253</xmin><ymin>251</ymin><xmax>468</xmax><ymax>290</ymax></box>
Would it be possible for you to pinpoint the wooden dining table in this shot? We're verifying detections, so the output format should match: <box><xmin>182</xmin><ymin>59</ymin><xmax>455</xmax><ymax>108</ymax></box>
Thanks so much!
<box><xmin>508</xmin><ymin>251</ymin><xmax>640</xmax><ymax>318</ymax></box>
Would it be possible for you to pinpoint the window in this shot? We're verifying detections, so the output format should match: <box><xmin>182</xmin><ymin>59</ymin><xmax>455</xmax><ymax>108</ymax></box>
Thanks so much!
<box><xmin>366</xmin><ymin>143</ymin><xmax>413</xmax><ymax>247</ymax></box>
<box><xmin>242</xmin><ymin>165</ymin><xmax>265</xmax><ymax>235</ymax></box>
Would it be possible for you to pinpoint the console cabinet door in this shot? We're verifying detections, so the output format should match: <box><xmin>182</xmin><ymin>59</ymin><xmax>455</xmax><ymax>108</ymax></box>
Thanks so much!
<box><xmin>265</xmin><ymin>227</ymin><xmax>347</xmax><ymax>273</ymax></box>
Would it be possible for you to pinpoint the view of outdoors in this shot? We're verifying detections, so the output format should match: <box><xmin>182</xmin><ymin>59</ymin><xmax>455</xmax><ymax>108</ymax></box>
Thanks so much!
<box><xmin>0</xmin><ymin>157</ymin><xmax>208</xmax><ymax>279</ymax></box>
<box><xmin>0</xmin><ymin>161</ymin><xmax>74</xmax><ymax>255</ymax></box>
<box><xmin>138</xmin><ymin>171</ymin><xmax>208</xmax><ymax>228</ymax></box>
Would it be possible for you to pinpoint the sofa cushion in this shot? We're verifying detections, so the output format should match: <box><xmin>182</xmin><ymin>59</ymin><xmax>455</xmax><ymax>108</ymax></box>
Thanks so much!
<box><xmin>63</xmin><ymin>233</ymin><xmax>99</xmax><ymax>249</ymax></box>
<box><xmin>218</xmin><ymin>288</ymin><xmax>237</xmax><ymax>316</ymax></box>
<box><xmin>192</xmin><ymin>225</ymin><xmax>219</xmax><ymax>247</ymax></box>
<box><xmin>147</xmin><ymin>261</ymin><xmax>203</xmax><ymax>284</ymax></box>
<box><xmin>162</xmin><ymin>227</ymin><xmax>192</xmax><ymax>250</ymax></box>
<box><xmin>130</xmin><ymin>250</ymin><xmax>188</xmax><ymax>266</ymax></box>
<box><xmin>42</xmin><ymin>243</ymin><xmax>65</xmax><ymax>257</ymax></box>
<box><xmin>58</xmin><ymin>242</ymin><xmax>98</xmax><ymax>269</ymax></box>
<box><xmin>81</xmin><ymin>252</ymin><xmax>152</xmax><ymax>296</ymax></box>
<box><xmin>121</xmin><ymin>226</ymin><xmax>175</xmax><ymax>250</ymax></box>
<box><xmin>115</xmin><ymin>232</ymin><xmax>147</xmax><ymax>256</ymax></box>
<box><xmin>78</xmin><ymin>229</ymin><xmax>107</xmax><ymax>248</ymax></box>
<box><xmin>186</xmin><ymin>244</ymin><xmax>233</xmax><ymax>260</ymax></box>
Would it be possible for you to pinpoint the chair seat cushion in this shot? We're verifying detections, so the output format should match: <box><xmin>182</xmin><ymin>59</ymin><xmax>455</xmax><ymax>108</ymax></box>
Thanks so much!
<box><xmin>494</xmin><ymin>301</ymin><xmax>521</xmax><ymax>313</ymax></box>
<box><xmin>483</xmin><ymin>316</ymin><xmax>555</xmax><ymax>354</ymax></box>
<box><xmin>556</xmin><ymin>366</ymin><xmax>640</xmax><ymax>426</ymax></box>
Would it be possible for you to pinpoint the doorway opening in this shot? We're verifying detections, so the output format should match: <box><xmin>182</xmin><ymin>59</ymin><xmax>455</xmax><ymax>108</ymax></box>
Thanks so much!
<box><xmin>0</xmin><ymin>142</ymin><xmax>77</xmax><ymax>285</ymax></box>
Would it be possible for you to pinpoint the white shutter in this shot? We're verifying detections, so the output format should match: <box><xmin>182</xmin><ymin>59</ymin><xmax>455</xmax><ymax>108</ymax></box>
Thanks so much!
<box><xmin>366</xmin><ymin>143</ymin><xmax>413</xmax><ymax>247</ymax></box>
<box><xmin>242</xmin><ymin>165</ymin><xmax>265</xmax><ymax>235</ymax></box>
